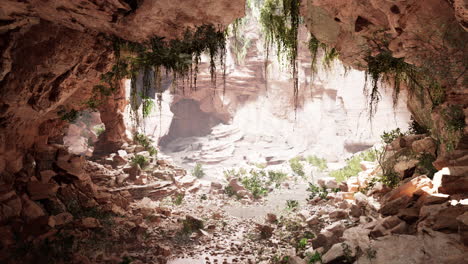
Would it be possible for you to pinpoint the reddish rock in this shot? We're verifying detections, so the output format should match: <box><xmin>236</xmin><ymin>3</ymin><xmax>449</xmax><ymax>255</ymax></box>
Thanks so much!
<box><xmin>20</xmin><ymin>195</ymin><xmax>45</xmax><ymax>221</ymax></box>
<box><xmin>81</xmin><ymin>217</ymin><xmax>100</xmax><ymax>228</ymax></box>
<box><xmin>27</xmin><ymin>182</ymin><xmax>59</xmax><ymax>200</ymax></box>
<box><xmin>411</xmin><ymin>137</ymin><xmax>437</xmax><ymax>156</ymax></box>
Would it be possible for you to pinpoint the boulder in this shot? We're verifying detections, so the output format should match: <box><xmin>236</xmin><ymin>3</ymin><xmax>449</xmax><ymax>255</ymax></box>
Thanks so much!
<box><xmin>175</xmin><ymin>175</ymin><xmax>197</xmax><ymax>188</ymax></box>
<box><xmin>330</xmin><ymin>209</ymin><xmax>348</xmax><ymax>219</ymax></box>
<box><xmin>228</xmin><ymin>178</ymin><xmax>246</xmax><ymax>192</ymax></box>
<box><xmin>112</xmin><ymin>155</ymin><xmax>127</xmax><ymax>166</ymax></box>
<box><xmin>411</xmin><ymin>137</ymin><xmax>437</xmax><ymax>155</ymax></box>
<box><xmin>39</xmin><ymin>170</ymin><xmax>56</xmax><ymax>183</ymax></box>
<box><xmin>383</xmin><ymin>175</ymin><xmax>433</xmax><ymax>202</ymax></box>
<box><xmin>322</xmin><ymin>242</ymin><xmax>355</xmax><ymax>263</ymax></box>
<box><xmin>0</xmin><ymin>188</ymin><xmax>22</xmax><ymax>222</ymax></box>
<box><xmin>266</xmin><ymin>213</ymin><xmax>277</xmax><ymax>223</ymax></box>
<box><xmin>393</xmin><ymin>159</ymin><xmax>419</xmax><ymax>177</ymax></box>
<box><xmin>53</xmin><ymin>212</ymin><xmax>74</xmax><ymax>226</ymax></box>
<box><xmin>379</xmin><ymin>195</ymin><xmax>411</xmax><ymax>215</ymax></box>
<box><xmin>126</xmin><ymin>164</ymin><xmax>141</xmax><ymax>181</ymax></box>
<box><xmin>27</xmin><ymin>182</ymin><xmax>59</xmax><ymax>200</ymax></box>
<box><xmin>81</xmin><ymin>217</ymin><xmax>100</xmax><ymax>228</ymax></box>
<box><xmin>317</xmin><ymin>177</ymin><xmax>338</xmax><ymax>189</ymax></box>
<box><xmin>306</xmin><ymin>215</ymin><xmax>320</xmax><ymax>226</ymax></box>
<box><xmin>21</xmin><ymin>195</ymin><xmax>45</xmax><ymax>221</ymax></box>
<box><xmin>457</xmin><ymin>212</ymin><xmax>468</xmax><ymax>246</ymax></box>
<box><xmin>438</xmin><ymin>175</ymin><xmax>468</xmax><ymax>195</ymax></box>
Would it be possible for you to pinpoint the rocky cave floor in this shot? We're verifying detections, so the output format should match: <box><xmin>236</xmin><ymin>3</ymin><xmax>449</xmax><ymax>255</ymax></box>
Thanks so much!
<box><xmin>1</xmin><ymin>138</ymin><xmax>467</xmax><ymax>264</ymax></box>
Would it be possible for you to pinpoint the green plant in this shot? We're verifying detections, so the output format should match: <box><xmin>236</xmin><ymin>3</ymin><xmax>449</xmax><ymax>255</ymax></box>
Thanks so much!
<box><xmin>286</xmin><ymin>199</ymin><xmax>299</xmax><ymax>211</ymax></box>
<box><xmin>254</xmin><ymin>162</ymin><xmax>267</xmax><ymax>169</ymax></box>
<box><xmin>365</xmin><ymin>247</ymin><xmax>377</xmax><ymax>261</ymax></box>
<box><xmin>297</xmin><ymin>237</ymin><xmax>308</xmax><ymax>250</ymax></box>
<box><xmin>200</xmin><ymin>194</ymin><xmax>207</xmax><ymax>200</ymax></box>
<box><xmin>307</xmin><ymin>183</ymin><xmax>329</xmax><ymax>200</ymax></box>
<box><xmin>58</xmin><ymin>109</ymin><xmax>79</xmax><ymax>122</ymax></box>
<box><xmin>289</xmin><ymin>157</ymin><xmax>305</xmax><ymax>178</ymax></box>
<box><xmin>268</xmin><ymin>170</ymin><xmax>288</xmax><ymax>187</ymax></box>
<box><xmin>141</xmin><ymin>94</ymin><xmax>156</xmax><ymax>118</ymax></box>
<box><xmin>182</xmin><ymin>217</ymin><xmax>204</xmax><ymax>234</ymax></box>
<box><xmin>173</xmin><ymin>193</ymin><xmax>185</xmax><ymax>205</ymax></box>
<box><xmin>307</xmin><ymin>155</ymin><xmax>328</xmax><ymax>171</ymax></box>
<box><xmin>329</xmin><ymin>148</ymin><xmax>377</xmax><ymax>182</ymax></box>
<box><xmin>408</xmin><ymin>116</ymin><xmax>429</xmax><ymax>135</ymax></box>
<box><xmin>381</xmin><ymin>128</ymin><xmax>403</xmax><ymax>144</ymax></box>
<box><xmin>133</xmin><ymin>133</ymin><xmax>158</xmax><ymax>156</ymax></box>
<box><xmin>241</xmin><ymin>170</ymin><xmax>269</xmax><ymax>199</ymax></box>
<box><xmin>224</xmin><ymin>185</ymin><xmax>237</xmax><ymax>197</ymax></box>
<box><xmin>192</xmin><ymin>163</ymin><xmax>206</xmax><ymax>178</ymax></box>
<box><xmin>260</xmin><ymin>0</ymin><xmax>301</xmax><ymax>107</ymax></box>
<box><xmin>93</xmin><ymin>125</ymin><xmax>106</xmax><ymax>137</ymax></box>
<box><xmin>307</xmin><ymin>251</ymin><xmax>322</xmax><ymax>263</ymax></box>
<box><xmin>443</xmin><ymin>105</ymin><xmax>466</xmax><ymax>132</ymax></box>
<box><xmin>417</xmin><ymin>153</ymin><xmax>437</xmax><ymax>179</ymax></box>
<box><xmin>131</xmin><ymin>154</ymin><xmax>149</xmax><ymax>168</ymax></box>
<box><xmin>341</xmin><ymin>243</ymin><xmax>354</xmax><ymax>263</ymax></box>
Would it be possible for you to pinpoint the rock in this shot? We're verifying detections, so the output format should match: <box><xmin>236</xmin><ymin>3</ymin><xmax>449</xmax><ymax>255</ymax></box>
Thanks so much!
<box><xmin>210</xmin><ymin>182</ymin><xmax>223</xmax><ymax>190</ymax></box>
<box><xmin>322</xmin><ymin>242</ymin><xmax>355</xmax><ymax>263</ymax></box>
<box><xmin>379</xmin><ymin>195</ymin><xmax>411</xmax><ymax>215</ymax></box>
<box><xmin>81</xmin><ymin>217</ymin><xmax>101</xmax><ymax>228</ymax></box>
<box><xmin>312</xmin><ymin>223</ymin><xmax>345</xmax><ymax>250</ymax></box>
<box><xmin>306</xmin><ymin>215</ymin><xmax>320</xmax><ymax>226</ymax></box>
<box><xmin>228</xmin><ymin>178</ymin><xmax>246</xmax><ymax>192</ymax></box>
<box><xmin>324</xmin><ymin>222</ymin><xmax>345</xmax><ymax>234</ymax></box>
<box><xmin>127</xmin><ymin>164</ymin><xmax>142</xmax><ymax>181</ymax></box>
<box><xmin>21</xmin><ymin>195</ymin><xmax>45</xmax><ymax>221</ymax></box>
<box><xmin>287</xmin><ymin>256</ymin><xmax>306</xmax><ymax>264</ymax></box>
<box><xmin>342</xmin><ymin>227</ymin><xmax>370</xmax><ymax>250</ymax></box>
<box><xmin>457</xmin><ymin>212</ymin><xmax>468</xmax><ymax>246</ymax></box>
<box><xmin>397</xmin><ymin>207</ymin><xmax>420</xmax><ymax>222</ymax></box>
<box><xmin>175</xmin><ymin>175</ymin><xmax>197</xmax><ymax>188</ymax></box>
<box><xmin>27</xmin><ymin>182</ymin><xmax>59</xmax><ymax>200</ymax></box>
<box><xmin>383</xmin><ymin>175</ymin><xmax>433</xmax><ymax>202</ymax></box>
<box><xmin>117</xmin><ymin>150</ymin><xmax>128</xmax><ymax>157</ymax></box>
<box><xmin>0</xmin><ymin>187</ymin><xmax>22</xmax><ymax>222</ymax></box>
<box><xmin>416</xmin><ymin>193</ymin><xmax>449</xmax><ymax>207</ymax></box>
<box><xmin>256</xmin><ymin>224</ymin><xmax>274</xmax><ymax>239</ymax></box>
<box><xmin>53</xmin><ymin>212</ymin><xmax>74</xmax><ymax>226</ymax></box>
<box><xmin>338</xmin><ymin>181</ymin><xmax>348</xmax><ymax>192</ymax></box>
<box><xmin>356</xmin><ymin>230</ymin><xmax>467</xmax><ymax>264</ymax></box>
<box><xmin>39</xmin><ymin>170</ymin><xmax>56</xmax><ymax>183</ymax></box>
<box><xmin>317</xmin><ymin>177</ymin><xmax>338</xmax><ymax>189</ymax></box>
<box><xmin>438</xmin><ymin>174</ymin><xmax>468</xmax><ymax>195</ymax></box>
<box><xmin>393</xmin><ymin>159</ymin><xmax>419</xmax><ymax>177</ymax></box>
<box><xmin>56</xmin><ymin>150</ymin><xmax>87</xmax><ymax>179</ymax></box>
<box><xmin>350</xmin><ymin>204</ymin><xmax>361</xmax><ymax>217</ymax></box>
<box><xmin>411</xmin><ymin>137</ymin><xmax>437</xmax><ymax>155</ymax></box>
<box><xmin>266</xmin><ymin>213</ymin><xmax>277</xmax><ymax>223</ymax></box>
<box><xmin>113</xmin><ymin>154</ymin><xmax>127</xmax><ymax>166</ymax></box>
<box><xmin>329</xmin><ymin>209</ymin><xmax>348</xmax><ymax>219</ymax></box>
<box><xmin>354</xmin><ymin>192</ymin><xmax>368</xmax><ymax>207</ymax></box>
<box><xmin>0</xmin><ymin>226</ymin><xmax>15</xmax><ymax>248</ymax></box>
<box><xmin>401</xmin><ymin>135</ymin><xmax>426</xmax><ymax>148</ymax></box>
<box><xmin>156</xmin><ymin>245</ymin><xmax>172</xmax><ymax>257</ymax></box>
<box><xmin>298</xmin><ymin>210</ymin><xmax>311</xmax><ymax>220</ymax></box>
<box><xmin>432</xmin><ymin>206</ymin><xmax>468</xmax><ymax>231</ymax></box>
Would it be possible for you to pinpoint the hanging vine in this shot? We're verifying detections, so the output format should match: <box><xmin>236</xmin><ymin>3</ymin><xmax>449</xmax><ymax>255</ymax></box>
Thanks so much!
<box><xmin>260</xmin><ymin>0</ymin><xmax>300</xmax><ymax>108</ymax></box>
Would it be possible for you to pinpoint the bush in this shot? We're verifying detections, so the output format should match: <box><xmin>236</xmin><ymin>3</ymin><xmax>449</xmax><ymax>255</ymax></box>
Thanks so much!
<box><xmin>93</xmin><ymin>125</ymin><xmax>106</xmax><ymax>137</ymax></box>
<box><xmin>417</xmin><ymin>153</ymin><xmax>437</xmax><ymax>179</ymax></box>
<box><xmin>242</xmin><ymin>170</ymin><xmax>269</xmax><ymax>199</ymax></box>
<box><xmin>306</xmin><ymin>155</ymin><xmax>327</xmax><ymax>171</ymax></box>
<box><xmin>289</xmin><ymin>157</ymin><xmax>305</xmax><ymax>178</ymax></box>
<box><xmin>286</xmin><ymin>200</ymin><xmax>299</xmax><ymax>211</ymax></box>
<box><xmin>131</xmin><ymin>154</ymin><xmax>149</xmax><ymax>168</ymax></box>
<box><xmin>380</xmin><ymin>128</ymin><xmax>403</xmax><ymax>144</ymax></box>
<box><xmin>307</xmin><ymin>183</ymin><xmax>329</xmax><ymax>200</ymax></box>
<box><xmin>443</xmin><ymin>105</ymin><xmax>465</xmax><ymax>132</ymax></box>
<box><xmin>133</xmin><ymin>133</ymin><xmax>158</xmax><ymax>156</ymax></box>
<box><xmin>192</xmin><ymin>163</ymin><xmax>205</xmax><ymax>178</ymax></box>
<box><xmin>268</xmin><ymin>170</ymin><xmax>288</xmax><ymax>186</ymax></box>
<box><xmin>329</xmin><ymin>148</ymin><xmax>378</xmax><ymax>182</ymax></box>
<box><xmin>408</xmin><ymin>116</ymin><xmax>429</xmax><ymax>135</ymax></box>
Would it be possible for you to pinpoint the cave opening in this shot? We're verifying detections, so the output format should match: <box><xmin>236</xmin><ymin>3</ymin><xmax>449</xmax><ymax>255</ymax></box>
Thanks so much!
<box><xmin>0</xmin><ymin>0</ymin><xmax>467</xmax><ymax>263</ymax></box>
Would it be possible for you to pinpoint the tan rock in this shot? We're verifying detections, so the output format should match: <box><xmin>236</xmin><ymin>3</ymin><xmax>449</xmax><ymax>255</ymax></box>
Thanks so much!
<box><xmin>228</xmin><ymin>178</ymin><xmax>246</xmax><ymax>192</ymax></box>
<box><xmin>266</xmin><ymin>213</ymin><xmax>277</xmax><ymax>223</ymax></box>
<box><xmin>379</xmin><ymin>195</ymin><xmax>411</xmax><ymax>216</ymax></box>
<box><xmin>383</xmin><ymin>175</ymin><xmax>433</xmax><ymax>202</ymax></box>
<box><xmin>317</xmin><ymin>177</ymin><xmax>338</xmax><ymax>189</ymax></box>
<box><xmin>411</xmin><ymin>137</ymin><xmax>437</xmax><ymax>155</ymax></box>
<box><xmin>322</xmin><ymin>242</ymin><xmax>355</xmax><ymax>263</ymax></box>
<box><xmin>438</xmin><ymin>174</ymin><xmax>468</xmax><ymax>195</ymax></box>
<box><xmin>393</xmin><ymin>159</ymin><xmax>419</xmax><ymax>177</ymax></box>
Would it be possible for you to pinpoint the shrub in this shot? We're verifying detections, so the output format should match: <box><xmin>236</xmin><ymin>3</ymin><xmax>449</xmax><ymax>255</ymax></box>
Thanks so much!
<box><xmin>417</xmin><ymin>153</ymin><xmax>437</xmax><ymax>179</ymax></box>
<box><xmin>93</xmin><ymin>125</ymin><xmax>105</xmax><ymax>137</ymax></box>
<box><xmin>289</xmin><ymin>157</ymin><xmax>305</xmax><ymax>178</ymax></box>
<box><xmin>443</xmin><ymin>105</ymin><xmax>465</xmax><ymax>132</ymax></box>
<box><xmin>192</xmin><ymin>163</ymin><xmax>205</xmax><ymax>178</ymax></box>
<box><xmin>133</xmin><ymin>133</ymin><xmax>158</xmax><ymax>156</ymax></box>
<box><xmin>131</xmin><ymin>154</ymin><xmax>149</xmax><ymax>168</ymax></box>
<box><xmin>268</xmin><ymin>170</ymin><xmax>288</xmax><ymax>186</ymax></box>
<box><xmin>286</xmin><ymin>200</ymin><xmax>299</xmax><ymax>211</ymax></box>
<box><xmin>380</xmin><ymin>128</ymin><xmax>403</xmax><ymax>144</ymax></box>
<box><xmin>307</xmin><ymin>155</ymin><xmax>328</xmax><ymax>171</ymax></box>
<box><xmin>307</xmin><ymin>183</ymin><xmax>328</xmax><ymax>200</ymax></box>
<box><xmin>307</xmin><ymin>251</ymin><xmax>322</xmax><ymax>263</ymax></box>
<box><xmin>408</xmin><ymin>116</ymin><xmax>429</xmax><ymax>135</ymax></box>
<box><xmin>173</xmin><ymin>193</ymin><xmax>184</xmax><ymax>205</ymax></box>
<box><xmin>241</xmin><ymin>170</ymin><xmax>269</xmax><ymax>199</ymax></box>
<box><xmin>58</xmin><ymin>109</ymin><xmax>79</xmax><ymax>123</ymax></box>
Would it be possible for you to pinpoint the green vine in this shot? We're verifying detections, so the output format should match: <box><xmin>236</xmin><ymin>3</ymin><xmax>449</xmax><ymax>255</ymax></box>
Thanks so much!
<box><xmin>260</xmin><ymin>0</ymin><xmax>300</xmax><ymax>108</ymax></box>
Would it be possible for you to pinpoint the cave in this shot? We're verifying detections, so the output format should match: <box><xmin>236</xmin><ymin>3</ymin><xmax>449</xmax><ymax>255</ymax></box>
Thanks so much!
<box><xmin>0</xmin><ymin>0</ymin><xmax>467</xmax><ymax>264</ymax></box>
